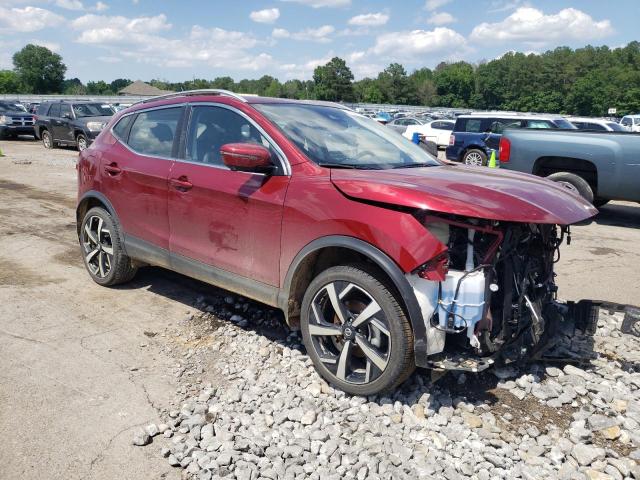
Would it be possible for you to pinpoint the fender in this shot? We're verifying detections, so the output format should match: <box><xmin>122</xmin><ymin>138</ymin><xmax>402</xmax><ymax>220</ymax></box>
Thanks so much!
<box><xmin>76</xmin><ymin>190</ymin><xmax>127</xmax><ymax>252</ymax></box>
<box><xmin>279</xmin><ymin>235</ymin><xmax>430</xmax><ymax>367</ymax></box>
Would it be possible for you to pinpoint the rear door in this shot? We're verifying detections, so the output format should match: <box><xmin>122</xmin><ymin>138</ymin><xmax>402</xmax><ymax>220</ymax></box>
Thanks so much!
<box><xmin>101</xmin><ymin>106</ymin><xmax>184</xmax><ymax>251</ymax></box>
<box><xmin>167</xmin><ymin>103</ymin><xmax>289</xmax><ymax>286</ymax></box>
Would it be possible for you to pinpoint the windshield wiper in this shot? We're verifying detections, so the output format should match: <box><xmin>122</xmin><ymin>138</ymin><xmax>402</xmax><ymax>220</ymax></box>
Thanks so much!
<box><xmin>392</xmin><ymin>162</ymin><xmax>436</xmax><ymax>169</ymax></box>
<box><xmin>317</xmin><ymin>162</ymin><xmax>382</xmax><ymax>170</ymax></box>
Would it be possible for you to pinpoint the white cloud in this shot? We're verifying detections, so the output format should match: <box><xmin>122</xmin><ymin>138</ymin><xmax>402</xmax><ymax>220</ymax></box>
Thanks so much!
<box><xmin>249</xmin><ymin>8</ymin><xmax>280</xmax><ymax>24</ymax></box>
<box><xmin>280</xmin><ymin>0</ymin><xmax>349</xmax><ymax>8</ymax></box>
<box><xmin>71</xmin><ymin>13</ymin><xmax>273</xmax><ymax>71</ymax></box>
<box><xmin>30</xmin><ymin>39</ymin><xmax>61</xmax><ymax>51</ymax></box>
<box><xmin>279</xmin><ymin>54</ymin><xmax>333</xmax><ymax>79</ymax></box>
<box><xmin>348</xmin><ymin>12</ymin><xmax>388</xmax><ymax>27</ymax></box>
<box><xmin>54</xmin><ymin>0</ymin><xmax>83</xmax><ymax>9</ymax></box>
<box><xmin>470</xmin><ymin>7</ymin><xmax>613</xmax><ymax>46</ymax></box>
<box><xmin>424</xmin><ymin>0</ymin><xmax>451</xmax><ymax>11</ymax></box>
<box><xmin>428</xmin><ymin>11</ymin><xmax>455</xmax><ymax>25</ymax></box>
<box><xmin>272</xmin><ymin>24</ymin><xmax>334</xmax><ymax>42</ymax></box>
<box><xmin>95</xmin><ymin>1</ymin><xmax>107</xmax><ymax>11</ymax></box>
<box><xmin>0</xmin><ymin>6</ymin><xmax>64</xmax><ymax>32</ymax></box>
<box><xmin>371</xmin><ymin>27</ymin><xmax>467</xmax><ymax>60</ymax></box>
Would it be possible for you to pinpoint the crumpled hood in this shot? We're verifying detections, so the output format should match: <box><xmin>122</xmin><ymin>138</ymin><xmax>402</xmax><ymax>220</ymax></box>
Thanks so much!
<box><xmin>331</xmin><ymin>165</ymin><xmax>598</xmax><ymax>224</ymax></box>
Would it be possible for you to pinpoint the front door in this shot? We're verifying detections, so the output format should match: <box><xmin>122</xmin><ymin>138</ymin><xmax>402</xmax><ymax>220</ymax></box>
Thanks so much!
<box><xmin>54</xmin><ymin>103</ymin><xmax>75</xmax><ymax>143</ymax></box>
<box><xmin>101</xmin><ymin>106</ymin><xmax>184</xmax><ymax>251</ymax></box>
<box><xmin>168</xmin><ymin>104</ymin><xmax>289</xmax><ymax>286</ymax></box>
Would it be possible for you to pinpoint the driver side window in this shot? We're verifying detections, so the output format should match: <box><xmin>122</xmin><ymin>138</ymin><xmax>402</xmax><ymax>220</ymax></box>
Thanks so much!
<box><xmin>186</xmin><ymin>106</ymin><xmax>274</xmax><ymax>166</ymax></box>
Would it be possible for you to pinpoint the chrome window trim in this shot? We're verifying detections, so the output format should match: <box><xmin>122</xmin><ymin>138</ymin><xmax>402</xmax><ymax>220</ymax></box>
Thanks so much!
<box><xmin>110</xmin><ymin>102</ymin><xmax>291</xmax><ymax>176</ymax></box>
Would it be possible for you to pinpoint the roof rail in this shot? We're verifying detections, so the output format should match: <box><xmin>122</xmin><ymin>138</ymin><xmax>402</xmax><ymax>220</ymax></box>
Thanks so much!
<box><xmin>131</xmin><ymin>89</ymin><xmax>248</xmax><ymax>106</ymax></box>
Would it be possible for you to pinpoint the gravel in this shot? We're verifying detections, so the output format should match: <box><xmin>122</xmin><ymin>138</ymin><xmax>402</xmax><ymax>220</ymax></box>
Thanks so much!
<box><xmin>133</xmin><ymin>295</ymin><xmax>640</xmax><ymax>479</ymax></box>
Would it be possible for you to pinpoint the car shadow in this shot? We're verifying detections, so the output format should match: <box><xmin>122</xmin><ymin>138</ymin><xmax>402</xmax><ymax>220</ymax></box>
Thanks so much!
<box><xmin>115</xmin><ymin>266</ymin><xmax>614</xmax><ymax>415</ymax></box>
<box><xmin>592</xmin><ymin>202</ymin><xmax>640</xmax><ymax>229</ymax></box>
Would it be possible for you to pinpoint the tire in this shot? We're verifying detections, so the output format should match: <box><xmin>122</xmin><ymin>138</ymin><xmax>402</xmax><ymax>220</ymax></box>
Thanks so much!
<box><xmin>300</xmin><ymin>263</ymin><xmax>415</xmax><ymax>396</ymax></box>
<box><xmin>41</xmin><ymin>130</ymin><xmax>55</xmax><ymax>149</ymax></box>
<box><xmin>463</xmin><ymin>149</ymin><xmax>487</xmax><ymax>166</ymax></box>
<box><xmin>76</xmin><ymin>134</ymin><xmax>88</xmax><ymax>152</ymax></box>
<box><xmin>593</xmin><ymin>197</ymin><xmax>609</xmax><ymax>208</ymax></box>
<box><xmin>546</xmin><ymin>172</ymin><xmax>594</xmax><ymax>204</ymax></box>
<box><xmin>79</xmin><ymin>207</ymin><xmax>137</xmax><ymax>286</ymax></box>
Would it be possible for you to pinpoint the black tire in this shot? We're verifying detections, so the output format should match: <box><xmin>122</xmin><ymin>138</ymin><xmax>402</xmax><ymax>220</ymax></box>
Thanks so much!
<box><xmin>593</xmin><ymin>197</ymin><xmax>609</xmax><ymax>208</ymax></box>
<box><xmin>79</xmin><ymin>207</ymin><xmax>137</xmax><ymax>286</ymax></box>
<box><xmin>463</xmin><ymin>148</ymin><xmax>487</xmax><ymax>166</ymax></box>
<box><xmin>76</xmin><ymin>134</ymin><xmax>88</xmax><ymax>152</ymax></box>
<box><xmin>546</xmin><ymin>172</ymin><xmax>594</xmax><ymax>204</ymax></box>
<box><xmin>301</xmin><ymin>263</ymin><xmax>415</xmax><ymax>396</ymax></box>
<box><xmin>41</xmin><ymin>130</ymin><xmax>55</xmax><ymax>149</ymax></box>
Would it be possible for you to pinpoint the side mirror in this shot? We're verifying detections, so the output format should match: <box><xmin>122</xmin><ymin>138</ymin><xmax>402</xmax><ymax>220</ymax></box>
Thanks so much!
<box><xmin>220</xmin><ymin>143</ymin><xmax>274</xmax><ymax>173</ymax></box>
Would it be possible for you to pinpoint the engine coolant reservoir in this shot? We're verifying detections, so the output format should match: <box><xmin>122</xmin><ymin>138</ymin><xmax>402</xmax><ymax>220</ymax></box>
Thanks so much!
<box><xmin>437</xmin><ymin>270</ymin><xmax>486</xmax><ymax>348</ymax></box>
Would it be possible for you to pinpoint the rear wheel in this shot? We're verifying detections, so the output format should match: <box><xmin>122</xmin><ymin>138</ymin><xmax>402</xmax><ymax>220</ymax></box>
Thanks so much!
<box><xmin>79</xmin><ymin>207</ymin><xmax>137</xmax><ymax>286</ymax></box>
<box><xmin>463</xmin><ymin>149</ymin><xmax>487</xmax><ymax>166</ymax></box>
<box><xmin>300</xmin><ymin>264</ymin><xmax>415</xmax><ymax>396</ymax></box>
<box><xmin>547</xmin><ymin>172</ymin><xmax>594</xmax><ymax>204</ymax></box>
<box><xmin>41</xmin><ymin>130</ymin><xmax>55</xmax><ymax>149</ymax></box>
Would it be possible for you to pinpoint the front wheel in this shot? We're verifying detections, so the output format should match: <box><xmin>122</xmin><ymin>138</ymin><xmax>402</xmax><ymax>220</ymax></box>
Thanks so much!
<box><xmin>300</xmin><ymin>264</ymin><xmax>415</xmax><ymax>396</ymax></box>
<box><xmin>76</xmin><ymin>134</ymin><xmax>88</xmax><ymax>152</ymax></box>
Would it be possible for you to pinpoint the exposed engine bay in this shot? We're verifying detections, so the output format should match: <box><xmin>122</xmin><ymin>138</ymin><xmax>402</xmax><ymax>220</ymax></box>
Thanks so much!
<box><xmin>408</xmin><ymin>213</ymin><xmax>593</xmax><ymax>371</ymax></box>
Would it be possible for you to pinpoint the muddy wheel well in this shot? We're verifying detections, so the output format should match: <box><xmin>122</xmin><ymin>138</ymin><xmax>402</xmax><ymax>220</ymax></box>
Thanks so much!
<box><xmin>533</xmin><ymin>156</ymin><xmax>598</xmax><ymax>193</ymax></box>
<box><xmin>76</xmin><ymin>196</ymin><xmax>107</xmax><ymax>235</ymax></box>
<box><xmin>285</xmin><ymin>246</ymin><xmax>398</xmax><ymax>330</ymax></box>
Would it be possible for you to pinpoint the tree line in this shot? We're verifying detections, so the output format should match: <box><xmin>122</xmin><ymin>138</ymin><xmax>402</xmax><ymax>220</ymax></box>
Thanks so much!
<box><xmin>1</xmin><ymin>42</ymin><xmax>639</xmax><ymax>116</ymax></box>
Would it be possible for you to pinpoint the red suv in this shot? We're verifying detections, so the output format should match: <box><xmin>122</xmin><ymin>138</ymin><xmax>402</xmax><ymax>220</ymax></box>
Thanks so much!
<box><xmin>77</xmin><ymin>90</ymin><xmax>597</xmax><ymax>395</ymax></box>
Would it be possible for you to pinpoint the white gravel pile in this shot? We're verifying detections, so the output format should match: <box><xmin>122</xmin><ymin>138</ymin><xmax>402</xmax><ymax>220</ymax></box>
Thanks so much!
<box><xmin>135</xmin><ymin>295</ymin><xmax>640</xmax><ymax>480</ymax></box>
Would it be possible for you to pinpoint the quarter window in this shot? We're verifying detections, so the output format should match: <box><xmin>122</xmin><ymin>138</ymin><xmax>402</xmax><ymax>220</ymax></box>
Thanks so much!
<box><xmin>127</xmin><ymin>108</ymin><xmax>182</xmax><ymax>158</ymax></box>
<box><xmin>60</xmin><ymin>104</ymin><xmax>72</xmax><ymax>119</ymax></box>
<box><xmin>186</xmin><ymin>106</ymin><xmax>274</xmax><ymax>166</ymax></box>
<box><xmin>112</xmin><ymin>115</ymin><xmax>134</xmax><ymax>141</ymax></box>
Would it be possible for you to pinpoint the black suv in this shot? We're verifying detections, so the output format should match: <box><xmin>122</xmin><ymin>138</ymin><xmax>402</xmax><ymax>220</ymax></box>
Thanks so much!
<box><xmin>0</xmin><ymin>100</ymin><xmax>35</xmax><ymax>139</ymax></box>
<box><xmin>35</xmin><ymin>101</ymin><xmax>114</xmax><ymax>151</ymax></box>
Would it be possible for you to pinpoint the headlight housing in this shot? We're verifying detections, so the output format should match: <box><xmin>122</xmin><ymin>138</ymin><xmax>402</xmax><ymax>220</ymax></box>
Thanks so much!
<box><xmin>0</xmin><ymin>115</ymin><xmax>8</xmax><ymax>125</ymax></box>
<box><xmin>86</xmin><ymin>121</ymin><xmax>106</xmax><ymax>132</ymax></box>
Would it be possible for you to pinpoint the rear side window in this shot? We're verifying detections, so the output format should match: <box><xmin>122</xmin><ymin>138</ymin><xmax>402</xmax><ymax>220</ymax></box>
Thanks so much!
<box><xmin>127</xmin><ymin>107</ymin><xmax>182</xmax><ymax>158</ymax></box>
<box><xmin>457</xmin><ymin>118</ymin><xmax>483</xmax><ymax>133</ymax></box>
<box><xmin>525</xmin><ymin>120</ymin><xmax>554</xmax><ymax>129</ymax></box>
<box><xmin>49</xmin><ymin>103</ymin><xmax>61</xmax><ymax>118</ymax></box>
<box><xmin>37</xmin><ymin>104</ymin><xmax>50</xmax><ymax>116</ymax></box>
<box><xmin>60</xmin><ymin>104</ymin><xmax>72</xmax><ymax>119</ymax></box>
<box><xmin>112</xmin><ymin>115</ymin><xmax>134</xmax><ymax>141</ymax></box>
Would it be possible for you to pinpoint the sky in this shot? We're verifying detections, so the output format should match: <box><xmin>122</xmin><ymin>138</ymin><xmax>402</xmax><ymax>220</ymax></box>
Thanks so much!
<box><xmin>0</xmin><ymin>0</ymin><xmax>638</xmax><ymax>83</ymax></box>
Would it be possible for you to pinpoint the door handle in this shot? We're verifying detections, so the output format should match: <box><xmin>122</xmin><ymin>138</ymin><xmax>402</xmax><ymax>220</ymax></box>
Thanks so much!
<box><xmin>104</xmin><ymin>163</ymin><xmax>121</xmax><ymax>175</ymax></box>
<box><xmin>169</xmin><ymin>177</ymin><xmax>193</xmax><ymax>191</ymax></box>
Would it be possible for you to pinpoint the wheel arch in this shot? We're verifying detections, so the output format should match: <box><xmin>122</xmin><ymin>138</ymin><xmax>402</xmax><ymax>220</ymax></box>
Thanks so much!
<box><xmin>532</xmin><ymin>156</ymin><xmax>598</xmax><ymax>193</ymax></box>
<box><xmin>76</xmin><ymin>191</ymin><xmax>125</xmax><ymax>249</ymax></box>
<box><xmin>279</xmin><ymin>235</ymin><xmax>429</xmax><ymax>367</ymax></box>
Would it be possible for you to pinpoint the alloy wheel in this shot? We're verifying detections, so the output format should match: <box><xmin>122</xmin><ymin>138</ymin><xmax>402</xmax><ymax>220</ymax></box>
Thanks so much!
<box><xmin>464</xmin><ymin>151</ymin><xmax>484</xmax><ymax>166</ymax></box>
<box><xmin>42</xmin><ymin>132</ymin><xmax>51</xmax><ymax>148</ymax></box>
<box><xmin>77</xmin><ymin>136</ymin><xmax>87</xmax><ymax>151</ymax></box>
<box><xmin>81</xmin><ymin>215</ymin><xmax>114</xmax><ymax>278</ymax></box>
<box><xmin>308</xmin><ymin>281</ymin><xmax>391</xmax><ymax>385</ymax></box>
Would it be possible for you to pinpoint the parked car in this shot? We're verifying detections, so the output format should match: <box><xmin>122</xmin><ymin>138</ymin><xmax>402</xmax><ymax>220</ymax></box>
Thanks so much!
<box><xmin>386</xmin><ymin>117</ymin><xmax>427</xmax><ymax>134</ymax></box>
<box><xmin>373</xmin><ymin>111</ymin><xmax>392</xmax><ymax>124</ymax></box>
<box><xmin>446</xmin><ymin>113</ymin><xmax>576</xmax><ymax>166</ymax></box>
<box><xmin>499</xmin><ymin>128</ymin><xmax>640</xmax><ymax>206</ymax></box>
<box><xmin>26</xmin><ymin>102</ymin><xmax>40</xmax><ymax>114</ymax></box>
<box><xmin>77</xmin><ymin>90</ymin><xmax>597</xmax><ymax>395</ymax></box>
<box><xmin>35</xmin><ymin>101</ymin><xmax>114</xmax><ymax>151</ymax></box>
<box><xmin>0</xmin><ymin>100</ymin><xmax>35</xmax><ymax>139</ymax></box>
<box><xmin>568</xmin><ymin>117</ymin><xmax>626</xmax><ymax>132</ymax></box>
<box><xmin>620</xmin><ymin>115</ymin><xmax>640</xmax><ymax>132</ymax></box>
<box><xmin>403</xmin><ymin>119</ymin><xmax>455</xmax><ymax>148</ymax></box>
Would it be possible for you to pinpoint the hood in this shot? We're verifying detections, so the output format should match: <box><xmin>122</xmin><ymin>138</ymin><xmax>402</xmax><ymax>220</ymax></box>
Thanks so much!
<box><xmin>331</xmin><ymin>165</ymin><xmax>598</xmax><ymax>224</ymax></box>
<box><xmin>78</xmin><ymin>115</ymin><xmax>112</xmax><ymax>125</ymax></box>
<box><xmin>1</xmin><ymin>110</ymin><xmax>31</xmax><ymax>116</ymax></box>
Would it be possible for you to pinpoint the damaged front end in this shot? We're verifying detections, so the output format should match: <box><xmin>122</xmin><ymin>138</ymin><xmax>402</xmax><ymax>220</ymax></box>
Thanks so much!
<box><xmin>408</xmin><ymin>213</ymin><xmax>597</xmax><ymax>372</ymax></box>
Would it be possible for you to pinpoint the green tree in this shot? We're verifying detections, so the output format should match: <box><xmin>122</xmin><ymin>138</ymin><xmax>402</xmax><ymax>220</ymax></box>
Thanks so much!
<box><xmin>12</xmin><ymin>44</ymin><xmax>66</xmax><ymax>93</ymax></box>
<box><xmin>110</xmin><ymin>78</ymin><xmax>132</xmax><ymax>92</ymax></box>
<box><xmin>433</xmin><ymin>62</ymin><xmax>475</xmax><ymax>107</ymax></box>
<box><xmin>264</xmin><ymin>79</ymin><xmax>283</xmax><ymax>97</ymax></box>
<box><xmin>313</xmin><ymin>57</ymin><xmax>354</xmax><ymax>102</ymax></box>
<box><xmin>62</xmin><ymin>78</ymin><xmax>86</xmax><ymax>95</ymax></box>
<box><xmin>378</xmin><ymin>63</ymin><xmax>412</xmax><ymax>104</ymax></box>
<box><xmin>86</xmin><ymin>80</ymin><xmax>112</xmax><ymax>95</ymax></box>
<box><xmin>0</xmin><ymin>70</ymin><xmax>21</xmax><ymax>93</ymax></box>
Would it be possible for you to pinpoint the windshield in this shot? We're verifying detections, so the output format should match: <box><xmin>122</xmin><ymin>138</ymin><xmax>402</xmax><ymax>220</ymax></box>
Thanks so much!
<box><xmin>73</xmin><ymin>103</ymin><xmax>114</xmax><ymax>118</ymax></box>
<box><xmin>0</xmin><ymin>102</ymin><xmax>27</xmax><ymax>113</ymax></box>
<box><xmin>255</xmin><ymin>104</ymin><xmax>440</xmax><ymax>169</ymax></box>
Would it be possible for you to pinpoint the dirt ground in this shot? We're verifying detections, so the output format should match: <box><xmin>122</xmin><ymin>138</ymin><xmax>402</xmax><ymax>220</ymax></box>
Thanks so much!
<box><xmin>1</xmin><ymin>138</ymin><xmax>639</xmax><ymax>479</ymax></box>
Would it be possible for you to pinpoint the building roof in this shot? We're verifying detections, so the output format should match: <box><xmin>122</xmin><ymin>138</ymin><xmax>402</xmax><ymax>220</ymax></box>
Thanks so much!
<box><xmin>118</xmin><ymin>80</ymin><xmax>173</xmax><ymax>96</ymax></box>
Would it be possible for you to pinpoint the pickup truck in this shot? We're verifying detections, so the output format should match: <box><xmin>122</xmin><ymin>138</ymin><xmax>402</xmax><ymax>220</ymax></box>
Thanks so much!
<box><xmin>498</xmin><ymin>129</ymin><xmax>640</xmax><ymax>207</ymax></box>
